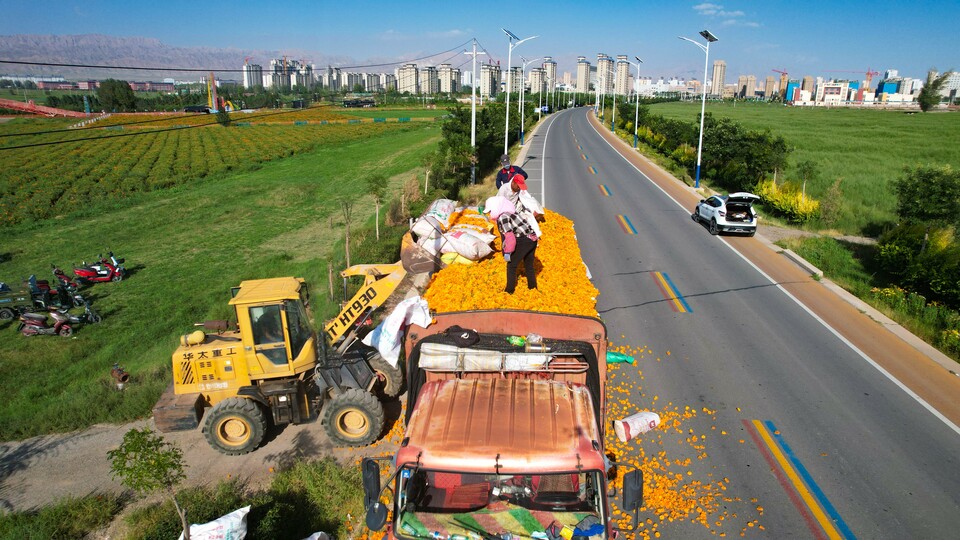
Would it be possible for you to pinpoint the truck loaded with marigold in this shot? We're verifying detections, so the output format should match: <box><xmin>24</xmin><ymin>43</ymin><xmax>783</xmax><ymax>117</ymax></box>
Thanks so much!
<box><xmin>361</xmin><ymin>203</ymin><xmax>643</xmax><ymax>540</ymax></box>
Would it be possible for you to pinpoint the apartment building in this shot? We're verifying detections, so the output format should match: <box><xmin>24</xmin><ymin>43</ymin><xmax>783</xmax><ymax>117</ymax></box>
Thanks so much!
<box><xmin>438</xmin><ymin>64</ymin><xmax>461</xmax><ymax>93</ymax></box>
<box><xmin>479</xmin><ymin>63</ymin><xmax>501</xmax><ymax>99</ymax></box>
<box><xmin>419</xmin><ymin>66</ymin><xmax>439</xmax><ymax>95</ymax></box>
<box><xmin>397</xmin><ymin>63</ymin><xmax>418</xmax><ymax>94</ymax></box>
<box><xmin>543</xmin><ymin>57</ymin><xmax>557</xmax><ymax>90</ymax></box>
<box><xmin>596</xmin><ymin>53</ymin><xmax>614</xmax><ymax>93</ymax></box>
<box><xmin>576</xmin><ymin>56</ymin><xmax>591</xmax><ymax>93</ymax></box>
<box><xmin>711</xmin><ymin>60</ymin><xmax>726</xmax><ymax>96</ymax></box>
<box><xmin>242</xmin><ymin>63</ymin><xmax>263</xmax><ymax>89</ymax></box>
<box><xmin>529</xmin><ymin>67</ymin><xmax>546</xmax><ymax>94</ymax></box>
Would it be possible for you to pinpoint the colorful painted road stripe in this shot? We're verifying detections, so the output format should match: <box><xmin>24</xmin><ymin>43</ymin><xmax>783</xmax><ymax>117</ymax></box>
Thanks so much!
<box><xmin>744</xmin><ymin>419</ymin><xmax>855</xmax><ymax>540</ymax></box>
<box><xmin>588</xmin><ymin>166</ymin><xmax>598</xmax><ymax>174</ymax></box>
<box><xmin>581</xmin><ymin>153</ymin><xmax>588</xmax><ymax>160</ymax></box>
<box><xmin>650</xmin><ymin>272</ymin><xmax>692</xmax><ymax>313</ymax></box>
<box><xmin>598</xmin><ymin>184</ymin><xmax>611</xmax><ymax>196</ymax></box>
<box><xmin>615</xmin><ymin>214</ymin><xmax>637</xmax><ymax>235</ymax></box>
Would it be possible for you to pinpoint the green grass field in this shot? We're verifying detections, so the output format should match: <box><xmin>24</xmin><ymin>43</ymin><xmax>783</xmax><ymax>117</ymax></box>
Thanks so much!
<box><xmin>648</xmin><ymin>101</ymin><xmax>960</xmax><ymax>235</ymax></box>
<box><xmin>0</xmin><ymin>121</ymin><xmax>440</xmax><ymax>440</ymax></box>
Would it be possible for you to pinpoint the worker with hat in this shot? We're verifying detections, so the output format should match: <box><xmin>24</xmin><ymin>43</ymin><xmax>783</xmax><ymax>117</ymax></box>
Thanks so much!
<box><xmin>484</xmin><ymin>195</ymin><xmax>539</xmax><ymax>294</ymax></box>
<box><xmin>495</xmin><ymin>154</ymin><xmax>529</xmax><ymax>190</ymax></box>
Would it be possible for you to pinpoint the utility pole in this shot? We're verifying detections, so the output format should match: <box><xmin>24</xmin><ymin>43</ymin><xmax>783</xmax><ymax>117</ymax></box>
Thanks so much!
<box><xmin>464</xmin><ymin>39</ymin><xmax>486</xmax><ymax>185</ymax></box>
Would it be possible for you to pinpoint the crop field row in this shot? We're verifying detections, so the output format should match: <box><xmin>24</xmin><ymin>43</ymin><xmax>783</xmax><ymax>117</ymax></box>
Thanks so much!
<box><xmin>648</xmin><ymin>101</ymin><xmax>960</xmax><ymax>234</ymax></box>
<box><xmin>0</xmin><ymin>121</ymin><xmax>420</xmax><ymax>226</ymax></box>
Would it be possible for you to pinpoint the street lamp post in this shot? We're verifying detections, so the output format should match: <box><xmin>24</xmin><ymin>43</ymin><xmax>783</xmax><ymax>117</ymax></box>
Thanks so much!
<box><xmin>502</xmin><ymin>28</ymin><xmax>538</xmax><ymax>156</ymax></box>
<box><xmin>611</xmin><ymin>84</ymin><xmax>617</xmax><ymax>132</ymax></box>
<box><xmin>633</xmin><ymin>56</ymin><xmax>643</xmax><ymax>148</ymax></box>
<box><xmin>519</xmin><ymin>56</ymin><xmax>541</xmax><ymax>146</ymax></box>
<box><xmin>679</xmin><ymin>30</ymin><xmax>718</xmax><ymax>189</ymax></box>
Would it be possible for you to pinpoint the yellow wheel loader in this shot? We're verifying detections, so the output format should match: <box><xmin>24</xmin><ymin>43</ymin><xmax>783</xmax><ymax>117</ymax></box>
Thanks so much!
<box><xmin>153</xmin><ymin>264</ymin><xmax>408</xmax><ymax>455</ymax></box>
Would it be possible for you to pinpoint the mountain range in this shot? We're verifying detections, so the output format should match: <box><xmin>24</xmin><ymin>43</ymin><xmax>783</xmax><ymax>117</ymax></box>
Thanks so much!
<box><xmin>0</xmin><ymin>34</ymin><xmax>357</xmax><ymax>81</ymax></box>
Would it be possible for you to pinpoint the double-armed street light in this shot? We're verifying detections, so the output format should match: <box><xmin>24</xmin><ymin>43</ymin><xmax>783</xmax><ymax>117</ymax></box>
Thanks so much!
<box><xmin>678</xmin><ymin>30</ymin><xmax>718</xmax><ymax>189</ymax></box>
<box><xmin>633</xmin><ymin>56</ymin><xmax>643</xmax><ymax>148</ymax></box>
<box><xmin>502</xmin><ymin>28</ymin><xmax>538</xmax><ymax>156</ymax></box>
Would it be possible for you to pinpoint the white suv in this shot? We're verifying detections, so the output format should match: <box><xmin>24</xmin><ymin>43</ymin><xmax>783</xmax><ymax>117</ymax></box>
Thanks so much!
<box><xmin>692</xmin><ymin>192</ymin><xmax>759</xmax><ymax>236</ymax></box>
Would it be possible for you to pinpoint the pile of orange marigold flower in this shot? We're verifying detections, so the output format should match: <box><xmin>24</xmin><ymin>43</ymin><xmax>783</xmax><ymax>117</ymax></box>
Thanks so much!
<box><xmin>605</xmin><ymin>343</ymin><xmax>764</xmax><ymax>539</ymax></box>
<box><xmin>423</xmin><ymin>208</ymin><xmax>599</xmax><ymax>316</ymax></box>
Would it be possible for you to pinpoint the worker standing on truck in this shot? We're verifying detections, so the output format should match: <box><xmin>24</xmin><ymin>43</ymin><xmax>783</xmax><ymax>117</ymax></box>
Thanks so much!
<box><xmin>484</xmin><ymin>196</ymin><xmax>539</xmax><ymax>294</ymax></box>
<box><xmin>495</xmin><ymin>154</ymin><xmax>529</xmax><ymax>189</ymax></box>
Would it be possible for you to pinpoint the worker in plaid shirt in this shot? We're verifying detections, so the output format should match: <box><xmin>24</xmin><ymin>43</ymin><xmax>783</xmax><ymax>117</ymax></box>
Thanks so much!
<box><xmin>483</xmin><ymin>196</ymin><xmax>539</xmax><ymax>294</ymax></box>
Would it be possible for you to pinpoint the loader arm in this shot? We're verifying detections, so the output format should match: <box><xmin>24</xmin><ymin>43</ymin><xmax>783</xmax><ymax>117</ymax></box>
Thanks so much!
<box><xmin>324</xmin><ymin>263</ymin><xmax>407</xmax><ymax>347</ymax></box>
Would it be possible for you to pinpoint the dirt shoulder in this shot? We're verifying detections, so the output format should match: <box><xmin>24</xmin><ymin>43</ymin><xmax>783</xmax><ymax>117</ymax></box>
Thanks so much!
<box><xmin>0</xmin><ymin>398</ymin><xmax>403</xmax><ymax>513</ymax></box>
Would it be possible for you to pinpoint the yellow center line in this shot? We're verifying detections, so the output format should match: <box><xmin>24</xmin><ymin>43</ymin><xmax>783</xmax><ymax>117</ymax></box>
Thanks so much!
<box><xmin>753</xmin><ymin>420</ymin><xmax>842</xmax><ymax>540</ymax></box>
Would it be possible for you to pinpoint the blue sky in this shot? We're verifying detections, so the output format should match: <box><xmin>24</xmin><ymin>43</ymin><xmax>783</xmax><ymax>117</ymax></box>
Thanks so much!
<box><xmin>2</xmin><ymin>1</ymin><xmax>957</xmax><ymax>82</ymax></box>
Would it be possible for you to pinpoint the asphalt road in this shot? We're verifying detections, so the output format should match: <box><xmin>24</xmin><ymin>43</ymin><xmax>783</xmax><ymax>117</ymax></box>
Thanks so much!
<box><xmin>519</xmin><ymin>107</ymin><xmax>960</xmax><ymax>539</ymax></box>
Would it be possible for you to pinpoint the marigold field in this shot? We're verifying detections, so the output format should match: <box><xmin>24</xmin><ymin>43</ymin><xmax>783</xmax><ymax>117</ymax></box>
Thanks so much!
<box><xmin>0</xmin><ymin>119</ymin><xmax>419</xmax><ymax>226</ymax></box>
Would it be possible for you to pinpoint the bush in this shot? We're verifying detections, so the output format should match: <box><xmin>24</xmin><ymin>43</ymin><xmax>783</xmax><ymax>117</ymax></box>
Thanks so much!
<box><xmin>755</xmin><ymin>179</ymin><xmax>819</xmax><ymax>223</ymax></box>
<box><xmin>870</xmin><ymin>285</ymin><xmax>960</xmax><ymax>357</ymax></box>
<box><xmin>122</xmin><ymin>458</ymin><xmax>365</xmax><ymax>540</ymax></box>
<box><xmin>877</xmin><ymin>224</ymin><xmax>960</xmax><ymax>307</ymax></box>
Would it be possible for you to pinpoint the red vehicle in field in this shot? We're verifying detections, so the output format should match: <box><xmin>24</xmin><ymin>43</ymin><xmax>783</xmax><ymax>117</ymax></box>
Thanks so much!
<box><xmin>73</xmin><ymin>251</ymin><xmax>125</xmax><ymax>284</ymax></box>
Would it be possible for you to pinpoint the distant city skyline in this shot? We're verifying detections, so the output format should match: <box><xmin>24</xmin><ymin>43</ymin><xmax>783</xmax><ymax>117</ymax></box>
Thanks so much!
<box><xmin>1</xmin><ymin>0</ymin><xmax>957</xmax><ymax>83</ymax></box>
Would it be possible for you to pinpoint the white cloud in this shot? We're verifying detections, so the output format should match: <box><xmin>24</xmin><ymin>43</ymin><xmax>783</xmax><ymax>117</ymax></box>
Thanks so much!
<box><xmin>695</xmin><ymin>3</ymin><xmax>759</xmax><ymax>27</ymax></box>
<box><xmin>693</xmin><ymin>3</ymin><xmax>722</xmax><ymax>15</ymax></box>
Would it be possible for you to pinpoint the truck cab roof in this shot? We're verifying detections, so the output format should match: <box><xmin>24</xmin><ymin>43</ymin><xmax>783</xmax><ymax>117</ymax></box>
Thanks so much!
<box><xmin>397</xmin><ymin>378</ymin><xmax>606</xmax><ymax>474</ymax></box>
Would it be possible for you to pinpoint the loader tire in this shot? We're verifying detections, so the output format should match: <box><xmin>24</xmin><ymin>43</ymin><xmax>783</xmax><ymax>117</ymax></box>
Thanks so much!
<box><xmin>323</xmin><ymin>388</ymin><xmax>384</xmax><ymax>447</ymax></box>
<box><xmin>366</xmin><ymin>350</ymin><xmax>404</xmax><ymax>398</ymax></box>
<box><xmin>203</xmin><ymin>397</ymin><xmax>267</xmax><ymax>455</ymax></box>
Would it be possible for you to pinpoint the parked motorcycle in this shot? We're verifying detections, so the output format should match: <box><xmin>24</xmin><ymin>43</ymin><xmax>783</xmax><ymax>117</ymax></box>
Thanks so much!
<box><xmin>17</xmin><ymin>310</ymin><xmax>73</xmax><ymax>337</ymax></box>
<box><xmin>73</xmin><ymin>251</ymin><xmax>125</xmax><ymax>285</ymax></box>
<box><xmin>25</xmin><ymin>274</ymin><xmax>87</xmax><ymax>311</ymax></box>
<box><xmin>58</xmin><ymin>302</ymin><xmax>102</xmax><ymax>325</ymax></box>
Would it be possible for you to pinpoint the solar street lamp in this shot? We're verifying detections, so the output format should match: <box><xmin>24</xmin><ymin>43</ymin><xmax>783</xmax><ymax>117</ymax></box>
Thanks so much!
<box><xmin>679</xmin><ymin>29</ymin><xmax>718</xmax><ymax>189</ymax></box>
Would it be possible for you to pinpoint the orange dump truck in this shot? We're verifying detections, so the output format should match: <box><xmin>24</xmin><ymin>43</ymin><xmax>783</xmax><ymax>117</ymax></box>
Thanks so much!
<box><xmin>362</xmin><ymin>207</ymin><xmax>643</xmax><ymax>540</ymax></box>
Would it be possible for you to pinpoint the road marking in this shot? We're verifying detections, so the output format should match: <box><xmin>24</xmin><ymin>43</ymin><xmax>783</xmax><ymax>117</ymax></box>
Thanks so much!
<box><xmin>747</xmin><ymin>419</ymin><xmax>855</xmax><ymax>540</ymax></box>
<box><xmin>651</xmin><ymin>271</ymin><xmax>692</xmax><ymax>313</ymax></box>
<box><xmin>581</xmin><ymin>153</ymin><xmax>588</xmax><ymax>160</ymax></box>
<box><xmin>588</xmin><ymin>166</ymin><xmax>598</xmax><ymax>175</ymax></box>
<box><xmin>743</xmin><ymin>420</ymin><xmax>827</xmax><ymax>540</ymax></box>
<box><xmin>616</xmin><ymin>214</ymin><xmax>637</xmax><ymax>235</ymax></box>
<box><xmin>599</xmin><ymin>184</ymin><xmax>611</xmax><ymax>196</ymax></box>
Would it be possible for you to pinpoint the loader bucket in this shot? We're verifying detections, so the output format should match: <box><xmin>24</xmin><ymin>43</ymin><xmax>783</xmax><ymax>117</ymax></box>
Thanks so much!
<box><xmin>400</xmin><ymin>231</ymin><xmax>446</xmax><ymax>274</ymax></box>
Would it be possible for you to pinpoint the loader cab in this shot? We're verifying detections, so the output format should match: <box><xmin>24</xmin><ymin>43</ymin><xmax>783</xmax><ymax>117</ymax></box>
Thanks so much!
<box><xmin>230</xmin><ymin>278</ymin><xmax>318</xmax><ymax>379</ymax></box>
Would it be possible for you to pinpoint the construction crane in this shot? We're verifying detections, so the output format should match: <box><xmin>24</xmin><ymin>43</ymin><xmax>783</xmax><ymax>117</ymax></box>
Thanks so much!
<box><xmin>823</xmin><ymin>68</ymin><xmax>881</xmax><ymax>90</ymax></box>
<box><xmin>772</xmin><ymin>69</ymin><xmax>788</xmax><ymax>98</ymax></box>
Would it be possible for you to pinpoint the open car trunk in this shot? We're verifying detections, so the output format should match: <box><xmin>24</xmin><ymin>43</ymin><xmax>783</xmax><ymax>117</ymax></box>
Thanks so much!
<box><xmin>725</xmin><ymin>201</ymin><xmax>754</xmax><ymax>222</ymax></box>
